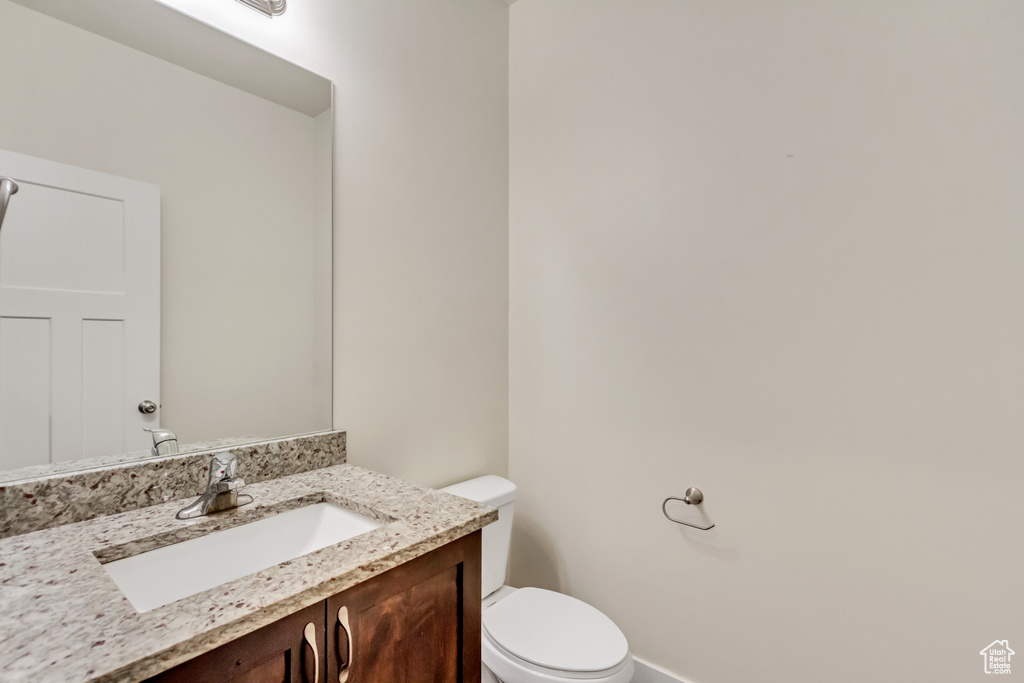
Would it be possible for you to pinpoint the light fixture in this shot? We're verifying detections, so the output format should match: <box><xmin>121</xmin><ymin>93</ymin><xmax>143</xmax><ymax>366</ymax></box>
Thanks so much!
<box><xmin>236</xmin><ymin>0</ymin><xmax>286</xmax><ymax>17</ymax></box>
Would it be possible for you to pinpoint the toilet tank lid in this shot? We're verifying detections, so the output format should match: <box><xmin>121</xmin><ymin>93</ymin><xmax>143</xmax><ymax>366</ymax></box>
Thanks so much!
<box><xmin>441</xmin><ymin>475</ymin><xmax>516</xmax><ymax>507</ymax></box>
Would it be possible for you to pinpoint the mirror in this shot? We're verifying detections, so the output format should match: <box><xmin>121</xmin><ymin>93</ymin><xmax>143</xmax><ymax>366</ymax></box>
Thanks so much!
<box><xmin>0</xmin><ymin>0</ymin><xmax>333</xmax><ymax>481</ymax></box>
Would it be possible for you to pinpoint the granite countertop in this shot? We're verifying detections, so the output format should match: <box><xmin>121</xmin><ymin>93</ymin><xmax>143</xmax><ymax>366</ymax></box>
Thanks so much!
<box><xmin>0</xmin><ymin>464</ymin><xmax>496</xmax><ymax>683</ymax></box>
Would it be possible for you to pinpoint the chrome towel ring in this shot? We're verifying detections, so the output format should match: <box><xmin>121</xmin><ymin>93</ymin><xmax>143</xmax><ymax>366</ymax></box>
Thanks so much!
<box><xmin>662</xmin><ymin>487</ymin><xmax>715</xmax><ymax>530</ymax></box>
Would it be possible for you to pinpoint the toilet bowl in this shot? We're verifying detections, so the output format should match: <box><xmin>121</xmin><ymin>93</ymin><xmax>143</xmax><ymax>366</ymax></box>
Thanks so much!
<box><xmin>442</xmin><ymin>476</ymin><xmax>634</xmax><ymax>683</ymax></box>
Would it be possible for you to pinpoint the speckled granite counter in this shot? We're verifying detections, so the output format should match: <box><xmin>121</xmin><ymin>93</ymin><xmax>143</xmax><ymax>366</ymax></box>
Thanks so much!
<box><xmin>0</xmin><ymin>464</ymin><xmax>496</xmax><ymax>683</ymax></box>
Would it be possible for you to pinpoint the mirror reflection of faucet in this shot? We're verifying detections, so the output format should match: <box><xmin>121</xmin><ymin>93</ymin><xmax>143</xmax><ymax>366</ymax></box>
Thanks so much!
<box><xmin>175</xmin><ymin>453</ymin><xmax>254</xmax><ymax>520</ymax></box>
<box><xmin>144</xmin><ymin>428</ymin><xmax>178</xmax><ymax>457</ymax></box>
<box><xmin>0</xmin><ymin>176</ymin><xmax>18</xmax><ymax>236</ymax></box>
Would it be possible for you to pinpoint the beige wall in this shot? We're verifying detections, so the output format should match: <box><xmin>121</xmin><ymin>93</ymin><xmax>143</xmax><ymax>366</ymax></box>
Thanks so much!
<box><xmin>509</xmin><ymin>1</ymin><xmax>1023</xmax><ymax>682</ymax></box>
<box><xmin>160</xmin><ymin>0</ymin><xmax>511</xmax><ymax>486</ymax></box>
<box><xmin>328</xmin><ymin>0</ymin><xmax>509</xmax><ymax>486</ymax></box>
<box><xmin>0</xmin><ymin>0</ymin><xmax>332</xmax><ymax>446</ymax></box>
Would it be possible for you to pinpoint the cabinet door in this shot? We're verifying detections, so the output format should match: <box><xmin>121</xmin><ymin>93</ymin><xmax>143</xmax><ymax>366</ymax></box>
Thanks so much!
<box><xmin>147</xmin><ymin>602</ymin><xmax>326</xmax><ymax>683</ymax></box>
<box><xmin>326</xmin><ymin>531</ymin><xmax>482</xmax><ymax>683</ymax></box>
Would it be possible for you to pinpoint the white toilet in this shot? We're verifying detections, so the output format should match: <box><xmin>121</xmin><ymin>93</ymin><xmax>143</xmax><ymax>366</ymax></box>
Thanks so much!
<box><xmin>442</xmin><ymin>476</ymin><xmax>634</xmax><ymax>683</ymax></box>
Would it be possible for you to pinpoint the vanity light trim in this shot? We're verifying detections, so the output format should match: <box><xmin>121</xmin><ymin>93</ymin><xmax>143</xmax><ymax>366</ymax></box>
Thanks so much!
<box><xmin>236</xmin><ymin>0</ymin><xmax>286</xmax><ymax>17</ymax></box>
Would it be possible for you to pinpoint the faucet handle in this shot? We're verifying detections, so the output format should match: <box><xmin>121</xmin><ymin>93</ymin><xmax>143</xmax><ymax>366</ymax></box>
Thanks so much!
<box><xmin>208</xmin><ymin>453</ymin><xmax>238</xmax><ymax>485</ymax></box>
<box><xmin>211</xmin><ymin>478</ymin><xmax>245</xmax><ymax>493</ymax></box>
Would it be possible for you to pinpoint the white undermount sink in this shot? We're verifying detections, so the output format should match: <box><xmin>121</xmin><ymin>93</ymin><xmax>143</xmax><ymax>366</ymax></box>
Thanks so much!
<box><xmin>102</xmin><ymin>502</ymin><xmax>383</xmax><ymax>612</ymax></box>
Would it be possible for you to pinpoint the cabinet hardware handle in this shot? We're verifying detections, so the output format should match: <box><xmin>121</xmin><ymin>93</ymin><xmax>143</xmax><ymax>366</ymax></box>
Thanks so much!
<box><xmin>303</xmin><ymin>622</ymin><xmax>320</xmax><ymax>683</ymax></box>
<box><xmin>337</xmin><ymin>606</ymin><xmax>352</xmax><ymax>683</ymax></box>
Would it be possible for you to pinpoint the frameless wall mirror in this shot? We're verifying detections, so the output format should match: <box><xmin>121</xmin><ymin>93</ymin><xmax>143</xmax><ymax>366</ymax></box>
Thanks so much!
<box><xmin>0</xmin><ymin>0</ymin><xmax>333</xmax><ymax>480</ymax></box>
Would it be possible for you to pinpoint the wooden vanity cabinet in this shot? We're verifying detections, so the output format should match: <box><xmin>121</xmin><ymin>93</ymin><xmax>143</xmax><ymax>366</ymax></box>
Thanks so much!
<box><xmin>147</xmin><ymin>531</ymin><xmax>481</xmax><ymax>683</ymax></box>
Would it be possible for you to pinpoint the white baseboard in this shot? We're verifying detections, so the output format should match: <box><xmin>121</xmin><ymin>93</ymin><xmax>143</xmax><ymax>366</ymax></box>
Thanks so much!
<box><xmin>632</xmin><ymin>657</ymin><xmax>691</xmax><ymax>683</ymax></box>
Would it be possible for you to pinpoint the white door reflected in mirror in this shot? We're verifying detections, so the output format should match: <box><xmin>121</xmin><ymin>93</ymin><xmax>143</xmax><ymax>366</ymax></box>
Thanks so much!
<box><xmin>0</xmin><ymin>149</ymin><xmax>160</xmax><ymax>469</ymax></box>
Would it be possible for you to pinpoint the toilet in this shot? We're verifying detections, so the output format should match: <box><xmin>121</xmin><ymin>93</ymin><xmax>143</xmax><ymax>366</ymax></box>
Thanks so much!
<box><xmin>442</xmin><ymin>476</ymin><xmax>634</xmax><ymax>683</ymax></box>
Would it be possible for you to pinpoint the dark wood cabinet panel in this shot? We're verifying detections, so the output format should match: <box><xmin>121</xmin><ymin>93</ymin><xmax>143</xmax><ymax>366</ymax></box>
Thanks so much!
<box><xmin>148</xmin><ymin>602</ymin><xmax>325</xmax><ymax>683</ymax></box>
<box><xmin>146</xmin><ymin>531</ymin><xmax>481</xmax><ymax>683</ymax></box>
<box><xmin>229</xmin><ymin>654</ymin><xmax>286</xmax><ymax>683</ymax></box>
<box><xmin>327</xmin><ymin>531</ymin><xmax>481</xmax><ymax>683</ymax></box>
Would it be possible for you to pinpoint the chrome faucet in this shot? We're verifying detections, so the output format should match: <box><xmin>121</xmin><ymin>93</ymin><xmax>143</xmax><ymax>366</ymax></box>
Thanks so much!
<box><xmin>175</xmin><ymin>453</ymin><xmax>253</xmax><ymax>520</ymax></box>
<box><xmin>144</xmin><ymin>428</ymin><xmax>178</xmax><ymax>457</ymax></box>
<box><xmin>0</xmin><ymin>176</ymin><xmax>18</xmax><ymax>236</ymax></box>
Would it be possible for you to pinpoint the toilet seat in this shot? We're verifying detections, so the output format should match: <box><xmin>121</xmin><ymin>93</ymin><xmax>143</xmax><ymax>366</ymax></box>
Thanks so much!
<box><xmin>483</xmin><ymin>628</ymin><xmax>633</xmax><ymax>683</ymax></box>
<box><xmin>482</xmin><ymin>588</ymin><xmax>633</xmax><ymax>683</ymax></box>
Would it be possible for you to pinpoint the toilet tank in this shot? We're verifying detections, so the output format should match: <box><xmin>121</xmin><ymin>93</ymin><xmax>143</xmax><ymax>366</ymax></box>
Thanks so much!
<box><xmin>441</xmin><ymin>475</ymin><xmax>516</xmax><ymax>598</ymax></box>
